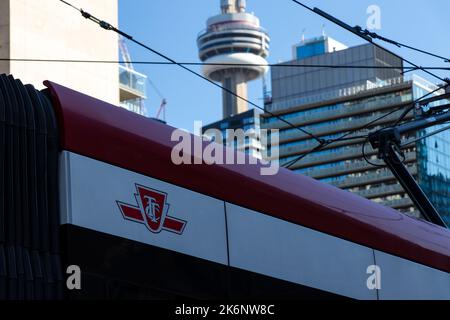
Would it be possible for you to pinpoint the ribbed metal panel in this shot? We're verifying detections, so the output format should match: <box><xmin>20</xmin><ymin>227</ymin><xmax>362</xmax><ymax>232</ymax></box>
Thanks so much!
<box><xmin>0</xmin><ymin>74</ymin><xmax>63</xmax><ymax>300</ymax></box>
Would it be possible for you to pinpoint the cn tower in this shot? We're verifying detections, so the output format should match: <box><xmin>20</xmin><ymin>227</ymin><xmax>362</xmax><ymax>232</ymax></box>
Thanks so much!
<box><xmin>197</xmin><ymin>0</ymin><xmax>270</xmax><ymax>118</ymax></box>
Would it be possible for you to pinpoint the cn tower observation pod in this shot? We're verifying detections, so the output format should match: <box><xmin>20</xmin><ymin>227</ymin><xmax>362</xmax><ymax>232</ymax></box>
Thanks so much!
<box><xmin>200</xmin><ymin>53</ymin><xmax>269</xmax><ymax>83</ymax></box>
<box><xmin>197</xmin><ymin>0</ymin><xmax>270</xmax><ymax>118</ymax></box>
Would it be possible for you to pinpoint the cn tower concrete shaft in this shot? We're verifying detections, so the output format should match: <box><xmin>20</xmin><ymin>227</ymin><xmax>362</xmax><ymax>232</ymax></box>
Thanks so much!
<box><xmin>221</xmin><ymin>69</ymin><xmax>249</xmax><ymax>118</ymax></box>
<box><xmin>198</xmin><ymin>0</ymin><xmax>270</xmax><ymax>118</ymax></box>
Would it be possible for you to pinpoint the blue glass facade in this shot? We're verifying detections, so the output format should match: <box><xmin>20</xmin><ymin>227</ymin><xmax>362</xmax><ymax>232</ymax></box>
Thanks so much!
<box><xmin>296</xmin><ymin>40</ymin><xmax>326</xmax><ymax>60</ymax></box>
<box><xmin>415</xmin><ymin>85</ymin><xmax>450</xmax><ymax>225</ymax></box>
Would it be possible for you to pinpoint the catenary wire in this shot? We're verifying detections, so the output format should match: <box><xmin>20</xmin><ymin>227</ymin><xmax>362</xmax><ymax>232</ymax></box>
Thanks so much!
<box><xmin>362</xmin><ymin>137</ymin><xmax>385</xmax><ymax>168</ymax></box>
<box><xmin>58</xmin><ymin>0</ymin><xmax>449</xmax><ymax>169</ymax></box>
<box><xmin>393</xmin><ymin>83</ymin><xmax>450</xmax><ymax>126</ymax></box>
<box><xmin>283</xmin><ymin>83</ymin><xmax>449</xmax><ymax>169</ymax></box>
<box><xmin>401</xmin><ymin>124</ymin><xmax>450</xmax><ymax>148</ymax></box>
<box><xmin>284</xmin><ymin>0</ymin><xmax>449</xmax><ymax>168</ymax></box>
<box><xmin>58</xmin><ymin>0</ymin><xmax>326</xmax><ymax>144</ymax></box>
<box><xmin>2</xmin><ymin>58</ymin><xmax>450</xmax><ymax>70</ymax></box>
<box><xmin>291</xmin><ymin>0</ymin><xmax>449</xmax><ymax>85</ymax></box>
<box><xmin>352</xmin><ymin>27</ymin><xmax>450</xmax><ymax>63</ymax></box>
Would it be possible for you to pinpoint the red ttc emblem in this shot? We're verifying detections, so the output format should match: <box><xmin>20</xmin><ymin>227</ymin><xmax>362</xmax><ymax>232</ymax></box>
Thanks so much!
<box><xmin>117</xmin><ymin>184</ymin><xmax>187</xmax><ymax>234</ymax></box>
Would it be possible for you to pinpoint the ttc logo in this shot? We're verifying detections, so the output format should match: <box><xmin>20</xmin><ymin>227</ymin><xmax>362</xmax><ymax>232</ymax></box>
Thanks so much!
<box><xmin>117</xmin><ymin>184</ymin><xmax>187</xmax><ymax>234</ymax></box>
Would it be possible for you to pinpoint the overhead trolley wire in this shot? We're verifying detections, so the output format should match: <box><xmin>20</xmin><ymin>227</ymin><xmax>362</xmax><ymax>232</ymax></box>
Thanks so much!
<box><xmin>401</xmin><ymin>124</ymin><xmax>450</xmax><ymax>148</ymax></box>
<box><xmin>58</xmin><ymin>0</ymin><xmax>325</xmax><ymax>145</ymax></box>
<box><xmin>283</xmin><ymin>1</ymin><xmax>450</xmax><ymax>169</ymax></box>
<box><xmin>283</xmin><ymin>82</ymin><xmax>450</xmax><ymax>169</ymax></box>
<box><xmin>393</xmin><ymin>83</ymin><xmax>450</xmax><ymax>126</ymax></box>
<box><xmin>58</xmin><ymin>0</ymin><xmax>449</xmax><ymax>169</ymax></box>
<box><xmin>2</xmin><ymin>58</ymin><xmax>449</xmax><ymax>71</ymax></box>
<box><xmin>291</xmin><ymin>0</ymin><xmax>450</xmax><ymax>84</ymax></box>
<box><xmin>352</xmin><ymin>26</ymin><xmax>450</xmax><ymax>63</ymax></box>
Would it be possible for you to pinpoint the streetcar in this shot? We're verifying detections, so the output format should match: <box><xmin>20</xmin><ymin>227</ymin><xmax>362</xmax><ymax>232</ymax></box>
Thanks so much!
<box><xmin>0</xmin><ymin>74</ymin><xmax>449</xmax><ymax>300</ymax></box>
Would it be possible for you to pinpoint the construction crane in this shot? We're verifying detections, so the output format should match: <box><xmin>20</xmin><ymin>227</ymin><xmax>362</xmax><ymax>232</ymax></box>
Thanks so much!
<box><xmin>147</xmin><ymin>77</ymin><xmax>168</xmax><ymax>122</ymax></box>
<box><xmin>119</xmin><ymin>37</ymin><xmax>134</xmax><ymax>71</ymax></box>
<box><xmin>156</xmin><ymin>98</ymin><xmax>167</xmax><ymax>122</ymax></box>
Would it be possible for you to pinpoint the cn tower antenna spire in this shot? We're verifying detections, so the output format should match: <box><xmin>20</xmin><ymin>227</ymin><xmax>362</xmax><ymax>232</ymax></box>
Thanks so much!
<box><xmin>199</xmin><ymin>0</ymin><xmax>270</xmax><ymax>118</ymax></box>
<box><xmin>220</xmin><ymin>0</ymin><xmax>246</xmax><ymax>13</ymax></box>
<box><xmin>237</xmin><ymin>0</ymin><xmax>247</xmax><ymax>12</ymax></box>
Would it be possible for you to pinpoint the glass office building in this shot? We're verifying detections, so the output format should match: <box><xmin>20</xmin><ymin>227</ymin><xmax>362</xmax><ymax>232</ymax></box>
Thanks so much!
<box><xmin>415</xmin><ymin>85</ymin><xmax>450</xmax><ymax>225</ymax></box>
<box><xmin>262</xmin><ymin>37</ymin><xmax>450</xmax><ymax>223</ymax></box>
<box><xmin>202</xmin><ymin>109</ymin><xmax>265</xmax><ymax>159</ymax></box>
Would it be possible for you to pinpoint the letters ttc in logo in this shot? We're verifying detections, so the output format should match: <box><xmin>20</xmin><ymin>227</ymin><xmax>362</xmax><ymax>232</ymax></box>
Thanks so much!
<box><xmin>117</xmin><ymin>184</ymin><xmax>187</xmax><ymax>234</ymax></box>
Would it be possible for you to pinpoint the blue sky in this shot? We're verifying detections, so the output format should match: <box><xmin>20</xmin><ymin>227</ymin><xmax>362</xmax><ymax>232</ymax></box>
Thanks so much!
<box><xmin>119</xmin><ymin>0</ymin><xmax>449</xmax><ymax>132</ymax></box>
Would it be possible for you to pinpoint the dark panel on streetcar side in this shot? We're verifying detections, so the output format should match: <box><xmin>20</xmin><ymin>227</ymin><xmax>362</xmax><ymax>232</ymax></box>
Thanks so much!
<box><xmin>61</xmin><ymin>224</ymin><xmax>344</xmax><ymax>300</ymax></box>
<box><xmin>0</xmin><ymin>74</ymin><xmax>63</xmax><ymax>300</ymax></box>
